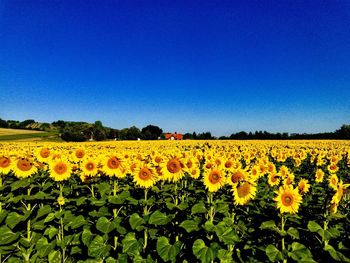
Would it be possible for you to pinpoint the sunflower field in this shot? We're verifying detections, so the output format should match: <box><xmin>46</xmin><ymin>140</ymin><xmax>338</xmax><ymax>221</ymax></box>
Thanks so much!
<box><xmin>0</xmin><ymin>140</ymin><xmax>349</xmax><ymax>263</ymax></box>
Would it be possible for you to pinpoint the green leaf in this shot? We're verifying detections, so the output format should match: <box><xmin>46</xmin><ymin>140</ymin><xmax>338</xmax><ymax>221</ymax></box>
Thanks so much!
<box><xmin>324</xmin><ymin>228</ymin><xmax>341</xmax><ymax>240</ymax></box>
<box><xmin>69</xmin><ymin>215</ymin><xmax>86</xmax><ymax>229</ymax></box>
<box><xmin>149</xmin><ymin>210</ymin><xmax>169</xmax><ymax>225</ymax></box>
<box><xmin>48</xmin><ymin>250</ymin><xmax>61</xmax><ymax>263</ymax></box>
<box><xmin>71</xmin><ymin>246</ymin><xmax>82</xmax><ymax>255</ymax></box>
<box><xmin>44</xmin><ymin>226</ymin><xmax>58</xmax><ymax>240</ymax></box>
<box><xmin>260</xmin><ymin>220</ymin><xmax>277</xmax><ymax>230</ymax></box>
<box><xmin>265</xmin><ymin>244</ymin><xmax>282</xmax><ymax>262</ymax></box>
<box><xmin>288</xmin><ymin>242</ymin><xmax>314</xmax><ymax>262</ymax></box>
<box><xmin>180</xmin><ymin>220</ymin><xmax>200</xmax><ymax>233</ymax></box>
<box><xmin>5</xmin><ymin>212</ymin><xmax>24</xmax><ymax>229</ymax></box>
<box><xmin>325</xmin><ymin>244</ymin><xmax>350</xmax><ymax>262</ymax></box>
<box><xmin>307</xmin><ymin>221</ymin><xmax>322</xmax><ymax>233</ymax></box>
<box><xmin>129</xmin><ymin>213</ymin><xmax>145</xmax><ymax>231</ymax></box>
<box><xmin>44</xmin><ymin>213</ymin><xmax>56</xmax><ymax>223</ymax></box>
<box><xmin>192</xmin><ymin>239</ymin><xmax>216</xmax><ymax>263</ymax></box>
<box><xmin>0</xmin><ymin>226</ymin><xmax>20</xmax><ymax>245</ymax></box>
<box><xmin>203</xmin><ymin>221</ymin><xmax>215</xmax><ymax>232</ymax></box>
<box><xmin>11</xmin><ymin>179</ymin><xmax>30</xmax><ymax>191</ymax></box>
<box><xmin>215</xmin><ymin>222</ymin><xmax>240</xmax><ymax>245</ymax></box>
<box><xmin>82</xmin><ymin>228</ymin><xmax>93</xmax><ymax>246</ymax></box>
<box><xmin>191</xmin><ymin>202</ymin><xmax>207</xmax><ymax>214</ymax></box>
<box><xmin>217</xmin><ymin>249</ymin><xmax>234</xmax><ymax>263</ymax></box>
<box><xmin>122</xmin><ymin>232</ymin><xmax>142</xmax><ymax>257</ymax></box>
<box><xmin>36</xmin><ymin>237</ymin><xmax>54</xmax><ymax>257</ymax></box>
<box><xmin>96</xmin><ymin>217</ymin><xmax>115</xmax><ymax>234</ymax></box>
<box><xmin>36</xmin><ymin>205</ymin><xmax>52</xmax><ymax>219</ymax></box>
<box><xmin>88</xmin><ymin>235</ymin><xmax>110</xmax><ymax>258</ymax></box>
<box><xmin>287</xmin><ymin>227</ymin><xmax>300</xmax><ymax>239</ymax></box>
<box><xmin>156</xmin><ymin>236</ymin><xmax>181</xmax><ymax>262</ymax></box>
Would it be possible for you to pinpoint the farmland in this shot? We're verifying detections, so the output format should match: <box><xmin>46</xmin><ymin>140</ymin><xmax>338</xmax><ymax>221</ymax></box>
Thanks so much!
<box><xmin>0</xmin><ymin>140</ymin><xmax>349</xmax><ymax>262</ymax></box>
<box><xmin>0</xmin><ymin>128</ymin><xmax>60</xmax><ymax>142</ymax></box>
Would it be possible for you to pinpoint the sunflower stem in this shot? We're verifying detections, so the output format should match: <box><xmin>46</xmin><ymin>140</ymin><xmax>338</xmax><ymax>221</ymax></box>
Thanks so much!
<box><xmin>112</xmin><ymin>179</ymin><xmax>119</xmax><ymax>250</ymax></box>
<box><xmin>143</xmin><ymin>188</ymin><xmax>149</xmax><ymax>251</ymax></box>
<box><xmin>323</xmin><ymin>218</ymin><xmax>329</xmax><ymax>248</ymax></box>
<box><xmin>0</xmin><ymin>174</ymin><xmax>2</xmax><ymax>213</ymax></box>
<box><xmin>281</xmin><ymin>215</ymin><xmax>287</xmax><ymax>263</ymax></box>
<box><xmin>113</xmin><ymin>179</ymin><xmax>118</xmax><ymax>196</ymax></box>
<box><xmin>27</xmin><ymin>187</ymin><xmax>32</xmax><ymax>242</ymax></box>
<box><xmin>60</xmin><ymin>204</ymin><xmax>66</xmax><ymax>263</ymax></box>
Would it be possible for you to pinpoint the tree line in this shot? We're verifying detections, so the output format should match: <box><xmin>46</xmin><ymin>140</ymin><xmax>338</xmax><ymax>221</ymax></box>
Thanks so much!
<box><xmin>0</xmin><ymin>118</ymin><xmax>349</xmax><ymax>141</ymax></box>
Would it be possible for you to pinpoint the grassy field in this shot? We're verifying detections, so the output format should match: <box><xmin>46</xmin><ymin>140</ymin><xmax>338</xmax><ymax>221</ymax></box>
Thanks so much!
<box><xmin>0</xmin><ymin>128</ymin><xmax>61</xmax><ymax>141</ymax></box>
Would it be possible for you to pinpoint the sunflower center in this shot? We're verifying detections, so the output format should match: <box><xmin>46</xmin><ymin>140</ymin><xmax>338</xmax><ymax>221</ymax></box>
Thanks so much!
<box><xmin>186</xmin><ymin>160</ymin><xmax>193</xmax><ymax>169</ymax></box>
<box><xmin>107</xmin><ymin>157</ymin><xmax>120</xmax><ymax>169</ymax></box>
<box><xmin>17</xmin><ymin>159</ymin><xmax>32</xmax><ymax>171</ymax></box>
<box><xmin>139</xmin><ymin>168</ymin><xmax>152</xmax><ymax>180</ymax></box>
<box><xmin>225</xmin><ymin>160</ymin><xmax>233</xmax><ymax>168</ymax></box>
<box><xmin>130</xmin><ymin>163</ymin><xmax>137</xmax><ymax>172</ymax></box>
<box><xmin>155</xmin><ymin>156</ymin><xmax>162</xmax><ymax>163</ymax></box>
<box><xmin>237</xmin><ymin>182</ymin><xmax>251</xmax><ymax>198</ymax></box>
<box><xmin>75</xmin><ymin>150</ymin><xmax>85</xmax><ymax>159</ymax></box>
<box><xmin>0</xmin><ymin>157</ymin><xmax>10</xmax><ymax>168</ymax></box>
<box><xmin>54</xmin><ymin>162</ymin><xmax>67</xmax><ymax>175</ymax></box>
<box><xmin>282</xmin><ymin>194</ymin><xmax>293</xmax><ymax>206</ymax></box>
<box><xmin>209</xmin><ymin>170</ymin><xmax>221</xmax><ymax>184</ymax></box>
<box><xmin>167</xmin><ymin>159</ymin><xmax>181</xmax><ymax>173</ymax></box>
<box><xmin>85</xmin><ymin>162</ymin><xmax>95</xmax><ymax>171</ymax></box>
<box><xmin>231</xmin><ymin>171</ymin><xmax>244</xmax><ymax>184</ymax></box>
<box><xmin>40</xmin><ymin>148</ymin><xmax>50</xmax><ymax>158</ymax></box>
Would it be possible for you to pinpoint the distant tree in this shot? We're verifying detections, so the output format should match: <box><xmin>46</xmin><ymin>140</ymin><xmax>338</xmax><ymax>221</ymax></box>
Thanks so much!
<box><xmin>19</xmin><ymin>119</ymin><xmax>35</xmax><ymax>129</ymax></box>
<box><xmin>41</xmin><ymin>123</ymin><xmax>51</xmax><ymax>131</ymax></box>
<box><xmin>183</xmin><ymin>133</ymin><xmax>193</xmax><ymax>140</ymax></box>
<box><xmin>141</xmin><ymin>125</ymin><xmax>163</xmax><ymax>140</ymax></box>
<box><xmin>230</xmin><ymin>131</ymin><xmax>248</xmax><ymax>140</ymax></box>
<box><xmin>0</xmin><ymin>118</ymin><xmax>8</xmax><ymax>128</ymax></box>
<box><xmin>52</xmin><ymin>120</ymin><xmax>66</xmax><ymax>129</ymax></box>
<box><xmin>197</xmin><ymin>132</ymin><xmax>213</xmax><ymax>140</ymax></box>
<box><xmin>192</xmin><ymin>132</ymin><xmax>197</xmax><ymax>139</ymax></box>
<box><xmin>127</xmin><ymin>126</ymin><xmax>141</xmax><ymax>140</ymax></box>
<box><xmin>335</xmin><ymin>124</ymin><xmax>350</xmax><ymax>139</ymax></box>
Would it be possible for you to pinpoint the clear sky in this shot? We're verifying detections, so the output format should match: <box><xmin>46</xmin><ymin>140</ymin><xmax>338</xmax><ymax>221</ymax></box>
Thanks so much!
<box><xmin>1</xmin><ymin>1</ymin><xmax>350</xmax><ymax>136</ymax></box>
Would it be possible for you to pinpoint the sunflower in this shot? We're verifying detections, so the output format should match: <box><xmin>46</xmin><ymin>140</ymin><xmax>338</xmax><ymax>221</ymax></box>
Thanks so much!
<box><xmin>133</xmin><ymin>164</ymin><xmax>158</xmax><ymax>188</ymax></box>
<box><xmin>203</xmin><ymin>168</ymin><xmax>225</xmax><ymax>192</ymax></box>
<box><xmin>0</xmin><ymin>155</ymin><xmax>12</xmax><ymax>174</ymax></box>
<box><xmin>328</xmin><ymin>174</ymin><xmax>338</xmax><ymax>190</ymax></box>
<box><xmin>100</xmin><ymin>155</ymin><xmax>126</xmax><ymax>178</ymax></box>
<box><xmin>268</xmin><ymin>173</ymin><xmax>280</xmax><ymax>186</ymax></box>
<box><xmin>331</xmin><ymin>181</ymin><xmax>349</xmax><ymax>205</ymax></box>
<box><xmin>283</xmin><ymin>172</ymin><xmax>295</xmax><ymax>186</ymax></box>
<box><xmin>12</xmin><ymin>157</ymin><xmax>38</xmax><ymax>178</ymax></box>
<box><xmin>266</xmin><ymin>162</ymin><xmax>277</xmax><ymax>174</ymax></box>
<box><xmin>81</xmin><ymin>158</ymin><xmax>99</xmax><ymax>177</ymax></box>
<box><xmin>233</xmin><ymin>181</ymin><xmax>257</xmax><ymax>205</ymax></box>
<box><xmin>184</xmin><ymin>156</ymin><xmax>200</xmax><ymax>178</ymax></box>
<box><xmin>228</xmin><ymin>168</ymin><xmax>248</xmax><ymax>186</ymax></box>
<box><xmin>298</xmin><ymin>179</ymin><xmax>310</xmax><ymax>194</ymax></box>
<box><xmin>71</xmin><ymin>148</ymin><xmax>86</xmax><ymax>163</ymax></box>
<box><xmin>278</xmin><ymin>165</ymin><xmax>290</xmax><ymax>179</ymax></box>
<box><xmin>327</xmin><ymin>163</ymin><xmax>339</xmax><ymax>174</ymax></box>
<box><xmin>57</xmin><ymin>195</ymin><xmax>65</xmax><ymax>206</ymax></box>
<box><xmin>162</xmin><ymin>156</ymin><xmax>185</xmax><ymax>182</ymax></box>
<box><xmin>315</xmin><ymin>169</ymin><xmax>324</xmax><ymax>183</ymax></box>
<box><xmin>249</xmin><ymin>165</ymin><xmax>261</xmax><ymax>181</ymax></box>
<box><xmin>36</xmin><ymin>147</ymin><xmax>51</xmax><ymax>163</ymax></box>
<box><xmin>274</xmin><ymin>184</ymin><xmax>302</xmax><ymax>214</ymax></box>
<box><xmin>49</xmin><ymin>158</ymin><xmax>72</xmax><ymax>181</ymax></box>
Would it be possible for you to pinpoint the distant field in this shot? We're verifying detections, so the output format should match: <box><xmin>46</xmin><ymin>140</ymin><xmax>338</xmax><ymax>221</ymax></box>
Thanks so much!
<box><xmin>0</xmin><ymin>128</ymin><xmax>61</xmax><ymax>141</ymax></box>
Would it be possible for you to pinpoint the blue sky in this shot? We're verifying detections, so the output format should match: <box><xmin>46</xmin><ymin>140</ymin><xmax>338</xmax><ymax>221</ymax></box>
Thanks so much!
<box><xmin>1</xmin><ymin>1</ymin><xmax>350</xmax><ymax>136</ymax></box>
